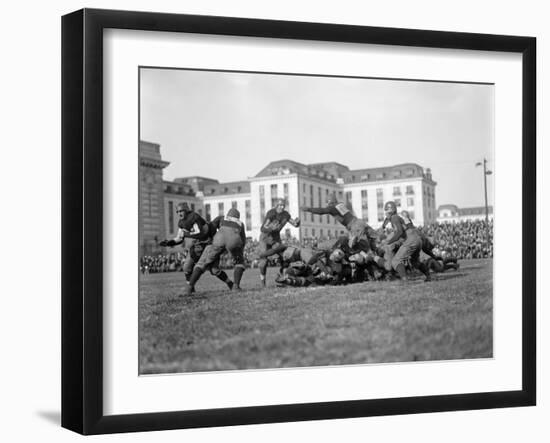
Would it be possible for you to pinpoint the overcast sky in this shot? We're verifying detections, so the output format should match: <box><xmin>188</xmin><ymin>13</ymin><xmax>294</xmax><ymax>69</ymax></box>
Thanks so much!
<box><xmin>140</xmin><ymin>68</ymin><xmax>494</xmax><ymax>208</ymax></box>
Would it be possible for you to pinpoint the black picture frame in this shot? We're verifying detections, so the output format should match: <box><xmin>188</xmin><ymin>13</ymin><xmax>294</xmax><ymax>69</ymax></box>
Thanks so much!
<box><xmin>61</xmin><ymin>8</ymin><xmax>536</xmax><ymax>435</ymax></box>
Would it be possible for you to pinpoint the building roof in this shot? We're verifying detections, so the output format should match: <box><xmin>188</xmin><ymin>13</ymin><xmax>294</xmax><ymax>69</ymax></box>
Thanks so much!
<box><xmin>203</xmin><ymin>180</ymin><xmax>251</xmax><ymax>196</ymax></box>
<box><xmin>255</xmin><ymin>160</ymin><xmax>341</xmax><ymax>183</ymax></box>
<box><xmin>163</xmin><ymin>180</ymin><xmax>196</xmax><ymax>197</ymax></box>
<box><xmin>254</xmin><ymin>160</ymin><xmax>436</xmax><ymax>185</ymax></box>
<box><xmin>173</xmin><ymin>176</ymin><xmax>219</xmax><ymax>184</ymax></box>
<box><xmin>172</xmin><ymin>176</ymin><xmax>220</xmax><ymax>193</ymax></box>
<box><xmin>459</xmin><ymin>206</ymin><xmax>493</xmax><ymax>216</ymax></box>
<box><xmin>308</xmin><ymin>162</ymin><xmax>350</xmax><ymax>179</ymax></box>
<box><xmin>343</xmin><ymin>163</ymin><xmax>427</xmax><ymax>184</ymax></box>
<box><xmin>438</xmin><ymin>204</ymin><xmax>459</xmax><ymax>212</ymax></box>
<box><xmin>437</xmin><ymin>204</ymin><xmax>493</xmax><ymax>216</ymax></box>
<box><xmin>255</xmin><ymin>159</ymin><xmax>308</xmax><ymax>177</ymax></box>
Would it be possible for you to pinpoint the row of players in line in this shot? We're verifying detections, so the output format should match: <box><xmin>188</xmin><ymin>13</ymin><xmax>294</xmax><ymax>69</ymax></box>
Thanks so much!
<box><xmin>159</xmin><ymin>195</ymin><xmax>459</xmax><ymax>296</ymax></box>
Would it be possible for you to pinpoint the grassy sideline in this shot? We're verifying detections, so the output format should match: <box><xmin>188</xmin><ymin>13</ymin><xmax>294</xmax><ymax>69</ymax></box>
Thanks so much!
<box><xmin>139</xmin><ymin>259</ymin><xmax>492</xmax><ymax>374</ymax></box>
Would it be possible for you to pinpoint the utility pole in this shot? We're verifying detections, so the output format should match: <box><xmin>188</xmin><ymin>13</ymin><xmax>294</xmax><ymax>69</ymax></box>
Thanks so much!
<box><xmin>476</xmin><ymin>159</ymin><xmax>492</xmax><ymax>255</ymax></box>
<box><xmin>483</xmin><ymin>158</ymin><xmax>489</xmax><ymax>224</ymax></box>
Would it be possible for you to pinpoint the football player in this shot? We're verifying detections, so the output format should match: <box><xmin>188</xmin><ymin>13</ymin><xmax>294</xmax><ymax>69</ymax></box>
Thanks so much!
<box><xmin>303</xmin><ymin>193</ymin><xmax>376</xmax><ymax>251</ymax></box>
<box><xmin>424</xmin><ymin>245</ymin><xmax>460</xmax><ymax>272</ymax></box>
<box><xmin>159</xmin><ymin>202</ymin><xmax>234</xmax><ymax>289</ymax></box>
<box><xmin>382</xmin><ymin>201</ymin><xmax>431</xmax><ymax>282</ymax></box>
<box><xmin>182</xmin><ymin>208</ymin><xmax>247</xmax><ymax>296</ymax></box>
<box><xmin>257</xmin><ymin>198</ymin><xmax>300</xmax><ymax>287</ymax></box>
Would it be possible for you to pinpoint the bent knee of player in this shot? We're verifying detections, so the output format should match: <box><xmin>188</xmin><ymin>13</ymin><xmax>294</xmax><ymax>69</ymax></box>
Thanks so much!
<box><xmin>209</xmin><ymin>267</ymin><xmax>221</xmax><ymax>276</ymax></box>
<box><xmin>391</xmin><ymin>256</ymin><xmax>404</xmax><ymax>270</ymax></box>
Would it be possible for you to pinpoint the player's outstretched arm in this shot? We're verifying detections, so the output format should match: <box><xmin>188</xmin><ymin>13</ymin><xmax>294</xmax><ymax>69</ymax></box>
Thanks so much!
<box><xmin>303</xmin><ymin>206</ymin><xmax>333</xmax><ymax>215</ymax></box>
<box><xmin>159</xmin><ymin>228</ymin><xmax>188</xmax><ymax>247</ymax></box>
<box><xmin>288</xmin><ymin>217</ymin><xmax>301</xmax><ymax>228</ymax></box>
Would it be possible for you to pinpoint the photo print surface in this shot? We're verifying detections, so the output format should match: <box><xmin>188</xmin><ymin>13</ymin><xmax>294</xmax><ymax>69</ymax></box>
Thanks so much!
<box><xmin>138</xmin><ymin>67</ymin><xmax>494</xmax><ymax>375</ymax></box>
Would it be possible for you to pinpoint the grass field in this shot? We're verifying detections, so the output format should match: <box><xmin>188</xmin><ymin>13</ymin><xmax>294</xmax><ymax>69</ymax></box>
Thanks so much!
<box><xmin>139</xmin><ymin>259</ymin><xmax>493</xmax><ymax>374</ymax></box>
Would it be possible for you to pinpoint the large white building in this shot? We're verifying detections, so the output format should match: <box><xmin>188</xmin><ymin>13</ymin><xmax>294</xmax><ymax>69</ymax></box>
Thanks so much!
<box><xmin>140</xmin><ymin>141</ymin><xmax>437</xmax><ymax>254</ymax></box>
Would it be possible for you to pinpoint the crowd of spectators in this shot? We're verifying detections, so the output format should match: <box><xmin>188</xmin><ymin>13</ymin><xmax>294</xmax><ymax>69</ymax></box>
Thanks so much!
<box><xmin>140</xmin><ymin>219</ymin><xmax>493</xmax><ymax>273</ymax></box>
<box><xmin>140</xmin><ymin>252</ymin><xmax>186</xmax><ymax>274</ymax></box>
<box><xmin>420</xmin><ymin>219</ymin><xmax>493</xmax><ymax>260</ymax></box>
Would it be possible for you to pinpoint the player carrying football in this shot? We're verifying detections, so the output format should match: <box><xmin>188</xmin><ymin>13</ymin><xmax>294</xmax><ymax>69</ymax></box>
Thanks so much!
<box><xmin>159</xmin><ymin>202</ymin><xmax>234</xmax><ymax>290</ymax></box>
<box><xmin>257</xmin><ymin>198</ymin><xmax>300</xmax><ymax>287</ymax></box>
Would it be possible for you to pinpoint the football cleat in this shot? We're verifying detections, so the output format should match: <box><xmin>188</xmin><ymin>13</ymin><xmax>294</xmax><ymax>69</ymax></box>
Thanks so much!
<box><xmin>179</xmin><ymin>284</ymin><xmax>195</xmax><ymax>297</ymax></box>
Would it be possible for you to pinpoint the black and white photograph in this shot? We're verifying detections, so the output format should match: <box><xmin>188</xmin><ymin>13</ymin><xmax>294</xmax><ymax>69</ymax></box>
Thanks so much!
<box><xmin>138</xmin><ymin>67</ymin><xmax>494</xmax><ymax>375</ymax></box>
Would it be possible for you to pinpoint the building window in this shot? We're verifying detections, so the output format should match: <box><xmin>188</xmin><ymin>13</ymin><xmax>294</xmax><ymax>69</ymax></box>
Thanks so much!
<box><xmin>259</xmin><ymin>185</ymin><xmax>265</xmax><ymax>222</ymax></box>
<box><xmin>304</xmin><ymin>228</ymin><xmax>309</xmax><ymax>237</ymax></box>
<box><xmin>406</xmin><ymin>185</ymin><xmax>414</xmax><ymax>195</ymax></box>
<box><xmin>197</xmin><ymin>208</ymin><xmax>202</xmax><ymax>216</ymax></box>
<box><xmin>245</xmin><ymin>200</ymin><xmax>251</xmax><ymax>231</ymax></box>
<box><xmin>407</xmin><ymin>197</ymin><xmax>414</xmax><ymax>207</ymax></box>
<box><xmin>284</xmin><ymin>183</ymin><xmax>289</xmax><ymax>205</ymax></box>
<box><xmin>218</xmin><ymin>202</ymin><xmax>224</xmax><ymax>216</ymax></box>
<box><xmin>285</xmin><ymin>228</ymin><xmax>291</xmax><ymax>239</ymax></box>
<box><xmin>376</xmin><ymin>188</ymin><xmax>384</xmax><ymax>208</ymax></box>
<box><xmin>361</xmin><ymin>189</ymin><xmax>368</xmax><ymax>221</ymax></box>
<box><xmin>345</xmin><ymin>191</ymin><xmax>353</xmax><ymax>211</ymax></box>
<box><xmin>204</xmin><ymin>203</ymin><xmax>211</xmax><ymax>222</ymax></box>
<box><xmin>231</xmin><ymin>201</ymin><xmax>238</xmax><ymax>209</ymax></box>
<box><xmin>320</xmin><ymin>228</ymin><xmax>324</xmax><ymax>238</ymax></box>
<box><xmin>395</xmin><ymin>198</ymin><xmax>401</xmax><ymax>207</ymax></box>
<box><xmin>318</xmin><ymin>187</ymin><xmax>322</xmax><ymax>208</ymax></box>
<box><xmin>303</xmin><ymin>183</ymin><xmax>306</xmax><ymax>194</ymax></box>
<box><xmin>393</xmin><ymin>186</ymin><xmax>401</xmax><ymax>196</ymax></box>
<box><xmin>168</xmin><ymin>201</ymin><xmax>174</xmax><ymax>234</ymax></box>
<box><xmin>271</xmin><ymin>184</ymin><xmax>278</xmax><ymax>208</ymax></box>
<box><xmin>409</xmin><ymin>210</ymin><xmax>415</xmax><ymax>219</ymax></box>
<box><xmin>310</xmin><ymin>184</ymin><xmax>314</xmax><ymax>221</ymax></box>
<box><xmin>312</xmin><ymin>228</ymin><xmax>316</xmax><ymax>237</ymax></box>
<box><xmin>377</xmin><ymin>188</ymin><xmax>384</xmax><ymax>222</ymax></box>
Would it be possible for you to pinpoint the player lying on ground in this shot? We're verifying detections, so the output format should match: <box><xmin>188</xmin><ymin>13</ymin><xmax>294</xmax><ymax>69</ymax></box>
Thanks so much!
<box><xmin>274</xmin><ymin>247</ymin><xmax>353</xmax><ymax>287</ymax></box>
<box><xmin>257</xmin><ymin>198</ymin><xmax>300</xmax><ymax>287</ymax></box>
<box><xmin>400</xmin><ymin>210</ymin><xmax>459</xmax><ymax>274</ymax></box>
<box><xmin>419</xmin><ymin>248</ymin><xmax>460</xmax><ymax>273</ymax></box>
<box><xmin>159</xmin><ymin>202</ymin><xmax>233</xmax><ymax>289</ymax></box>
<box><xmin>182</xmin><ymin>208</ymin><xmax>247</xmax><ymax>296</ymax></box>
